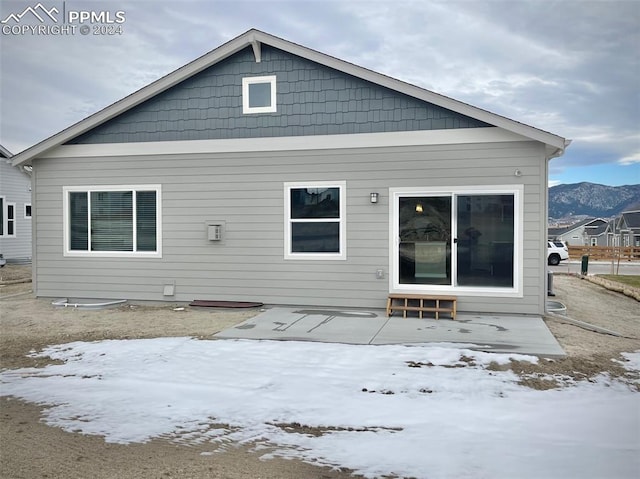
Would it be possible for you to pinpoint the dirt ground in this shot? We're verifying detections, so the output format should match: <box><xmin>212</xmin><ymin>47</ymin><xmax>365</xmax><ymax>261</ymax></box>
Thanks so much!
<box><xmin>1</xmin><ymin>265</ymin><xmax>639</xmax><ymax>478</ymax></box>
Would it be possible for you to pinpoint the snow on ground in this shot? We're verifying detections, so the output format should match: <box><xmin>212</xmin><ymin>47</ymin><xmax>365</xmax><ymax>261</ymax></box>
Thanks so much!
<box><xmin>1</xmin><ymin>338</ymin><xmax>639</xmax><ymax>479</ymax></box>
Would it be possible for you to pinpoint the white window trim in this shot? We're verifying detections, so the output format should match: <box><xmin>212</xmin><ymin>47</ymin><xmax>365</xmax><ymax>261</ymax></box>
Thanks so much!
<box><xmin>284</xmin><ymin>181</ymin><xmax>347</xmax><ymax>260</ymax></box>
<box><xmin>0</xmin><ymin>196</ymin><xmax>5</xmax><ymax>237</ymax></box>
<box><xmin>7</xmin><ymin>202</ymin><xmax>16</xmax><ymax>237</ymax></box>
<box><xmin>24</xmin><ymin>203</ymin><xmax>32</xmax><ymax>219</ymax></box>
<box><xmin>63</xmin><ymin>185</ymin><xmax>162</xmax><ymax>258</ymax></box>
<box><xmin>389</xmin><ymin>185</ymin><xmax>524</xmax><ymax>298</ymax></box>
<box><xmin>242</xmin><ymin>75</ymin><xmax>277</xmax><ymax>114</ymax></box>
<box><xmin>0</xmin><ymin>197</ymin><xmax>17</xmax><ymax>238</ymax></box>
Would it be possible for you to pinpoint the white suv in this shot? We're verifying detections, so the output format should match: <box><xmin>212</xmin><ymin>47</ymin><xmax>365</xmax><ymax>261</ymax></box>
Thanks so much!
<box><xmin>547</xmin><ymin>240</ymin><xmax>569</xmax><ymax>266</ymax></box>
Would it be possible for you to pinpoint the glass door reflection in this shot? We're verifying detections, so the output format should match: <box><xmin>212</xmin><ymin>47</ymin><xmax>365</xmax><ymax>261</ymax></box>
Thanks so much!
<box><xmin>398</xmin><ymin>196</ymin><xmax>451</xmax><ymax>285</ymax></box>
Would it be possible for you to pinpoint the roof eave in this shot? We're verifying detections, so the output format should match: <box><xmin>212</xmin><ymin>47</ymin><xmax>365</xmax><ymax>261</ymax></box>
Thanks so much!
<box><xmin>0</xmin><ymin>144</ymin><xmax>12</xmax><ymax>158</ymax></box>
<box><xmin>259</xmin><ymin>31</ymin><xmax>569</xmax><ymax>153</ymax></box>
<box><xmin>11</xmin><ymin>31</ymin><xmax>258</xmax><ymax>167</ymax></box>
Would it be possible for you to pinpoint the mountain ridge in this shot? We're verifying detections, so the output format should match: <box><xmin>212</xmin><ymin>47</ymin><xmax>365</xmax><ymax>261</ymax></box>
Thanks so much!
<box><xmin>549</xmin><ymin>182</ymin><xmax>640</xmax><ymax>218</ymax></box>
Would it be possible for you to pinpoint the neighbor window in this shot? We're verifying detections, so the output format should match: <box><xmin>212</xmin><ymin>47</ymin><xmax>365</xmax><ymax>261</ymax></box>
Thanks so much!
<box><xmin>242</xmin><ymin>75</ymin><xmax>277</xmax><ymax>114</ymax></box>
<box><xmin>284</xmin><ymin>182</ymin><xmax>346</xmax><ymax>260</ymax></box>
<box><xmin>24</xmin><ymin>204</ymin><xmax>32</xmax><ymax>219</ymax></box>
<box><xmin>0</xmin><ymin>197</ymin><xmax>16</xmax><ymax>237</ymax></box>
<box><xmin>63</xmin><ymin>185</ymin><xmax>161</xmax><ymax>257</ymax></box>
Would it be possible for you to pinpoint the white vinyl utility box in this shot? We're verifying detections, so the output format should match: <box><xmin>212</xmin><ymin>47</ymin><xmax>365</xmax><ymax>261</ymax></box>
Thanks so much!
<box><xmin>206</xmin><ymin>221</ymin><xmax>225</xmax><ymax>242</ymax></box>
<box><xmin>208</xmin><ymin>224</ymin><xmax>222</xmax><ymax>241</ymax></box>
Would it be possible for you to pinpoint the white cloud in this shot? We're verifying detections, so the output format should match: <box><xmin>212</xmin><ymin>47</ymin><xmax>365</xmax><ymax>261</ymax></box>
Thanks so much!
<box><xmin>618</xmin><ymin>152</ymin><xmax>640</xmax><ymax>166</ymax></box>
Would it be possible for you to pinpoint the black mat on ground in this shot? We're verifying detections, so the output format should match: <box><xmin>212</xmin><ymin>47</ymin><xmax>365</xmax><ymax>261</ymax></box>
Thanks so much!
<box><xmin>189</xmin><ymin>300</ymin><xmax>263</xmax><ymax>308</ymax></box>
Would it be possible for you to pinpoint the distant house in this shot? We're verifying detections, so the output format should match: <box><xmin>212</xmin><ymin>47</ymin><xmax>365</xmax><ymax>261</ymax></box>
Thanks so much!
<box><xmin>582</xmin><ymin>219</ymin><xmax>610</xmax><ymax>246</ymax></box>
<box><xmin>549</xmin><ymin>218</ymin><xmax>608</xmax><ymax>246</ymax></box>
<box><xmin>10</xmin><ymin>29</ymin><xmax>569</xmax><ymax>315</ymax></box>
<box><xmin>613</xmin><ymin>211</ymin><xmax>640</xmax><ymax>247</ymax></box>
<box><xmin>0</xmin><ymin>144</ymin><xmax>32</xmax><ymax>263</ymax></box>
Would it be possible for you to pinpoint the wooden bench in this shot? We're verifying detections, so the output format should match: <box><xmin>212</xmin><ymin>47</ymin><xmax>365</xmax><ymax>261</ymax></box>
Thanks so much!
<box><xmin>386</xmin><ymin>294</ymin><xmax>457</xmax><ymax>320</ymax></box>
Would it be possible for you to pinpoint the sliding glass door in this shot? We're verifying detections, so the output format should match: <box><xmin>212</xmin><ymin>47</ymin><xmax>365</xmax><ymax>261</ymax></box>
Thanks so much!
<box><xmin>398</xmin><ymin>196</ymin><xmax>452</xmax><ymax>285</ymax></box>
<box><xmin>393</xmin><ymin>188</ymin><xmax>519</xmax><ymax>293</ymax></box>
<box><xmin>456</xmin><ymin>194</ymin><xmax>514</xmax><ymax>287</ymax></box>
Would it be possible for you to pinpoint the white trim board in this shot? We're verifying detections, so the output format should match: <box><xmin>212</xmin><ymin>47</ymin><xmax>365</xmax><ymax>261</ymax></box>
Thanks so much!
<box><xmin>42</xmin><ymin>127</ymin><xmax>530</xmax><ymax>158</ymax></box>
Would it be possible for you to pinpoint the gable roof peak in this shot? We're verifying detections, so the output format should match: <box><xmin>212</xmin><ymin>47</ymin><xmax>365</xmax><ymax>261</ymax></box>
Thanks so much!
<box><xmin>11</xmin><ymin>28</ymin><xmax>568</xmax><ymax>167</ymax></box>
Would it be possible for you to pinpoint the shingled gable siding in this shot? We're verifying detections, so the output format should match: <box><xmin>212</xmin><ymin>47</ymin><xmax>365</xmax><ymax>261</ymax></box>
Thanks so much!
<box><xmin>33</xmin><ymin>139</ymin><xmax>546</xmax><ymax>315</ymax></box>
<box><xmin>68</xmin><ymin>45</ymin><xmax>490</xmax><ymax>145</ymax></box>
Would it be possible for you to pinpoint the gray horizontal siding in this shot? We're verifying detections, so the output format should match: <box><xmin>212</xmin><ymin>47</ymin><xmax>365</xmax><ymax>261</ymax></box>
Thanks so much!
<box><xmin>69</xmin><ymin>45</ymin><xmax>490</xmax><ymax>145</ymax></box>
<box><xmin>33</xmin><ymin>139</ymin><xmax>546</xmax><ymax>313</ymax></box>
<box><xmin>0</xmin><ymin>162</ymin><xmax>32</xmax><ymax>261</ymax></box>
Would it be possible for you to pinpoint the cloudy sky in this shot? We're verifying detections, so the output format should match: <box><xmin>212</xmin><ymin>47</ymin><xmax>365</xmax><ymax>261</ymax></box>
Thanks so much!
<box><xmin>1</xmin><ymin>0</ymin><xmax>638</xmax><ymax>186</ymax></box>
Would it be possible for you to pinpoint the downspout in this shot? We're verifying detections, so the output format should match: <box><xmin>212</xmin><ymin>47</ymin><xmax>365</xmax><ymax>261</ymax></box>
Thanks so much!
<box><xmin>31</xmin><ymin>161</ymin><xmax>37</xmax><ymax>295</ymax></box>
<box><xmin>544</xmin><ymin>139</ymin><xmax>572</xmax><ymax>314</ymax></box>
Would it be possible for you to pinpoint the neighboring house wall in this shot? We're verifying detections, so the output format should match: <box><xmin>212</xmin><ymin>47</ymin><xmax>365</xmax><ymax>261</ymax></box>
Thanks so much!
<box><xmin>550</xmin><ymin>218</ymin><xmax>608</xmax><ymax>246</ymax></box>
<box><xmin>590</xmin><ymin>234</ymin><xmax>607</xmax><ymax>247</ymax></box>
<box><xmin>555</xmin><ymin>227</ymin><xmax>586</xmax><ymax>246</ymax></box>
<box><xmin>582</xmin><ymin>219</ymin><xmax>608</xmax><ymax>247</ymax></box>
<box><xmin>604</xmin><ymin>212</ymin><xmax>640</xmax><ymax>247</ymax></box>
<box><xmin>619</xmin><ymin>211</ymin><xmax>640</xmax><ymax>247</ymax></box>
<box><xmin>33</xmin><ymin>138</ymin><xmax>547</xmax><ymax>315</ymax></box>
<box><xmin>0</xmin><ymin>159</ymin><xmax>32</xmax><ymax>261</ymax></box>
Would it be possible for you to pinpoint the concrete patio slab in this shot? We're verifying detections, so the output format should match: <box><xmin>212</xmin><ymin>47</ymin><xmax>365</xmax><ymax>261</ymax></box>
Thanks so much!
<box><xmin>215</xmin><ymin>308</ymin><xmax>388</xmax><ymax>344</ymax></box>
<box><xmin>214</xmin><ymin>307</ymin><xmax>566</xmax><ymax>358</ymax></box>
<box><xmin>372</xmin><ymin>314</ymin><xmax>566</xmax><ymax>357</ymax></box>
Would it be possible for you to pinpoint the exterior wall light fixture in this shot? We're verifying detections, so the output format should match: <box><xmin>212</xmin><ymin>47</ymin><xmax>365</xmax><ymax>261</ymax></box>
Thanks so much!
<box><xmin>370</xmin><ymin>192</ymin><xmax>379</xmax><ymax>203</ymax></box>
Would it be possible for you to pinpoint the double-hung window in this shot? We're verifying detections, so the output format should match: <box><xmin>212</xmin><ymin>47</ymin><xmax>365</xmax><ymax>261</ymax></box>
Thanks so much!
<box><xmin>285</xmin><ymin>182</ymin><xmax>346</xmax><ymax>260</ymax></box>
<box><xmin>0</xmin><ymin>197</ymin><xmax>16</xmax><ymax>237</ymax></box>
<box><xmin>63</xmin><ymin>185</ymin><xmax>161</xmax><ymax>257</ymax></box>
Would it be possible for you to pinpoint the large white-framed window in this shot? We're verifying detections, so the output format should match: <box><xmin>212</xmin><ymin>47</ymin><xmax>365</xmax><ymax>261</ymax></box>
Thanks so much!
<box><xmin>63</xmin><ymin>185</ymin><xmax>162</xmax><ymax>258</ymax></box>
<box><xmin>242</xmin><ymin>75</ymin><xmax>277</xmax><ymax>114</ymax></box>
<box><xmin>390</xmin><ymin>185</ymin><xmax>523</xmax><ymax>297</ymax></box>
<box><xmin>0</xmin><ymin>197</ymin><xmax>16</xmax><ymax>238</ymax></box>
<box><xmin>284</xmin><ymin>181</ymin><xmax>346</xmax><ymax>260</ymax></box>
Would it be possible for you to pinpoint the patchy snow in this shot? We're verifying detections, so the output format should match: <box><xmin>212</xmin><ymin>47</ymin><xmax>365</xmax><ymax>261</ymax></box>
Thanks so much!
<box><xmin>1</xmin><ymin>339</ymin><xmax>638</xmax><ymax>479</ymax></box>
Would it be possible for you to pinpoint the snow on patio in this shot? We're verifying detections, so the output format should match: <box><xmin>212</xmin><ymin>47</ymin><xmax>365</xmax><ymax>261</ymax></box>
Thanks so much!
<box><xmin>1</xmin><ymin>338</ymin><xmax>639</xmax><ymax>479</ymax></box>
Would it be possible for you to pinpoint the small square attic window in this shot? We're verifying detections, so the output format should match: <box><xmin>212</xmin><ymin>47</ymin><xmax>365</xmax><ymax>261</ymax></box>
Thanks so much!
<box><xmin>242</xmin><ymin>75</ymin><xmax>276</xmax><ymax>114</ymax></box>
